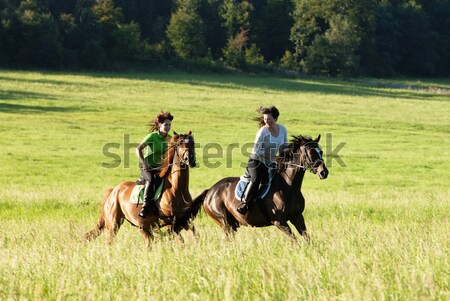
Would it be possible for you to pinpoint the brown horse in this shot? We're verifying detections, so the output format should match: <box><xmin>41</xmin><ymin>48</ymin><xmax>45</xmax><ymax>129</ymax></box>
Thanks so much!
<box><xmin>200</xmin><ymin>135</ymin><xmax>328</xmax><ymax>240</ymax></box>
<box><xmin>85</xmin><ymin>131</ymin><xmax>203</xmax><ymax>245</ymax></box>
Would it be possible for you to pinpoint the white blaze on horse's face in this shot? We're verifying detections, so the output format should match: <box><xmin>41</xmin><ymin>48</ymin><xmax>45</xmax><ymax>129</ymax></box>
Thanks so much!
<box><xmin>314</xmin><ymin>147</ymin><xmax>322</xmax><ymax>159</ymax></box>
<box><xmin>178</xmin><ymin>136</ymin><xmax>196</xmax><ymax>168</ymax></box>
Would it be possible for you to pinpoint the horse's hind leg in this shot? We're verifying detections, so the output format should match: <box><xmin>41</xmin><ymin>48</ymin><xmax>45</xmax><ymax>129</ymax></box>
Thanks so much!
<box><xmin>139</xmin><ymin>224</ymin><xmax>154</xmax><ymax>248</ymax></box>
<box><xmin>85</xmin><ymin>220</ymin><xmax>104</xmax><ymax>242</ymax></box>
<box><xmin>85</xmin><ymin>188</ymin><xmax>113</xmax><ymax>242</ymax></box>
<box><xmin>104</xmin><ymin>205</ymin><xmax>125</xmax><ymax>244</ymax></box>
<box><xmin>105</xmin><ymin>218</ymin><xmax>123</xmax><ymax>244</ymax></box>
<box><xmin>290</xmin><ymin>214</ymin><xmax>310</xmax><ymax>242</ymax></box>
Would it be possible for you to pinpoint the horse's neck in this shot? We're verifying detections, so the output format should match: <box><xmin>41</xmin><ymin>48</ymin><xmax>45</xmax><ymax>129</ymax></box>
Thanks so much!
<box><xmin>167</xmin><ymin>158</ymin><xmax>189</xmax><ymax>193</ymax></box>
<box><xmin>280</xmin><ymin>152</ymin><xmax>308</xmax><ymax>189</ymax></box>
<box><xmin>281</xmin><ymin>166</ymin><xmax>305</xmax><ymax>190</ymax></box>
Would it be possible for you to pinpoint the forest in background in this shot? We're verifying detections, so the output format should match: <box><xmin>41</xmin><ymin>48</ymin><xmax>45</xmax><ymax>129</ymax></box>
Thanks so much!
<box><xmin>1</xmin><ymin>0</ymin><xmax>449</xmax><ymax>77</ymax></box>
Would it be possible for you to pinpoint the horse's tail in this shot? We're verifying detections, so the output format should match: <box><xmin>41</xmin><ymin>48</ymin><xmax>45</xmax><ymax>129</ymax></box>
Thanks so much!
<box><xmin>189</xmin><ymin>189</ymin><xmax>209</xmax><ymax>219</ymax></box>
<box><xmin>84</xmin><ymin>188</ymin><xmax>113</xmax><ymax>241</ymax></box>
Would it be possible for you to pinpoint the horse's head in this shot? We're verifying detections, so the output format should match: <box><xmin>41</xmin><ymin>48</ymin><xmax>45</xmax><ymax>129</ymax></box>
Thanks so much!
<box><xmin>173</xmin><ymin>131</ymin><xmax>196</xmax><ymax>168</ymax></box>
<box><xmin>291</xmin><ymin>134</ymin><xmax>328</xmax><ymax>179</ymax></box>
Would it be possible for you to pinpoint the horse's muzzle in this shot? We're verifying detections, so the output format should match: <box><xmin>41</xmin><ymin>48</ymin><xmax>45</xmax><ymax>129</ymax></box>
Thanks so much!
<box><xmin>319</xmin><ymin>168</ymin><xmax>328</xmax><ymax>179</ymax></box>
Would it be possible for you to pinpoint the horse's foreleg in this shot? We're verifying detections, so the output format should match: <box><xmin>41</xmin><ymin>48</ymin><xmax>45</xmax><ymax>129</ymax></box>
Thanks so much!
<box><xmin>290</xmin><ymin>214</ymin><xmax>310</xmax><ymax>243</ymax></box>
<box><xmin>272</xmin><ymin>220</ymin><xmax>296</xmax><ymax>239</ymax></box>
<box><xmin>188</xmin><ymin>224</ymin><xmax>197</xmax><ymax>237</ymax></box>
<box><xmin>223</xmin><ymin>224</ymin><xmax>237</xmax><ymax>240</ymax></box>
<box><xmin>190</xmin><ymin>224</ymin><xmax>196</xmax><ymax>235</ymax></box>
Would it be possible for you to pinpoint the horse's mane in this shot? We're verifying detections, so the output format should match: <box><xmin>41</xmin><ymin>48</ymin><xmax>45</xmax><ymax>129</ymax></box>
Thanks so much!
<box><xmin>158</xmin><ymin>134</ymin><xmax>179</xmax><ymax>178</ymax></box>
<box><xmin>276</xmin><ymin>135</ymin><xmax>315</xmax><ymax>172</ymax></box>
<box><xmin>291</xmin><ymin>135</ymin><xmax>315</xmax><ymax>152</ymax></box>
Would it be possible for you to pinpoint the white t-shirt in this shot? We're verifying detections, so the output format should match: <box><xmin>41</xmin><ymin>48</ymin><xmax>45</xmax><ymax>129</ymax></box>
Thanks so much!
<box><xmin>250</xmin><ymin>124</ymin><xmax>288</xmax><ymax>165</ymax></box>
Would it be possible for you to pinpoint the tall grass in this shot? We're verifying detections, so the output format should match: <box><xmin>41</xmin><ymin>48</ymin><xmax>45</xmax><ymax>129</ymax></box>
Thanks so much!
<box><xmin>0</xmin><ymin>70</ymin><xmax>449</xmax><ymax>300</ymax></box>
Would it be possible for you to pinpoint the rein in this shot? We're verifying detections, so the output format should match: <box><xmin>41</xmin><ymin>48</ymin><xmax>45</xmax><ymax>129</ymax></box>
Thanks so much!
<box><xmin>155</xmin><ymin>136</ymin><xmax>194</xmax><ymax>174</ymax></box>
<box><xmin>283</xmin><ymin>141</ymin><xmax>324</xmax><ymax>173</ymax></box>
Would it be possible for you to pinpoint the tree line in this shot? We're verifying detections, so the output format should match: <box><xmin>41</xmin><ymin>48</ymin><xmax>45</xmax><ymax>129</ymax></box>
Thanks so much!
<box><xmin>1</xmin><ymin>0</ymin><xmax>449</xmax><ymax>76</ymax></box>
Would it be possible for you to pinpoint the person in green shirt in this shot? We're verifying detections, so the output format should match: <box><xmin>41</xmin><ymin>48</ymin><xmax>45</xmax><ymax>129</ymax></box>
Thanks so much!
<box><xmin>136</xmin><ymin>112</ymin><xmax>173</xmax><ymax>218</ymax></box>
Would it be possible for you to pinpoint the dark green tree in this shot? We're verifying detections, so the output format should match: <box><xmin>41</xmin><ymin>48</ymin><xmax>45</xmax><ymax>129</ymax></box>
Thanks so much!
<box><xmin>253</xmin><ymin>0</ymin><xmax>293</xmax><ymax>62</ymax></box>
<box><xmin>198</xmin><ymin>0</ymin><xmax>227</xmax><ymax>59</ymax></box>
<box><xmin>291</xmin><ymin>0</ymin><xmax>375</xmax><ymax>76</ymax></box>
<box><xmin>395</xmin><ymin>1</ymin><xmax>437</xmax><ymax>75</ymax></box>
<box><xmin>302</xmin><ymin>15</ymin><xmax>361</xmax><ymax>75</ymax></box>
<box><xmin>14</xmin><ymin>0</ymin><xmax>63</xmax><ymax>67</ymax></box>
<box><xmin>166</xmin><ymin>0</ymin><xmax>207</xmax><ymax>59</ymax></box>
<box><xmin>420</xmin><ymin>0</ymin><xmax>450</xmax><ymax>75</ymax></box>
<box><xmin>91</xmin><ymin>0</ymin><xmax>147</xmax><ymax>64</ymax></box>
<box><xmin>222</xmin><ymin>27</ymin><xmax>248</xmax><ymax>68</ymax></box>
<box><xmin>219</xmin><ymin>0</ymin><xmax>253</xmax><ymax>39</ymax></box>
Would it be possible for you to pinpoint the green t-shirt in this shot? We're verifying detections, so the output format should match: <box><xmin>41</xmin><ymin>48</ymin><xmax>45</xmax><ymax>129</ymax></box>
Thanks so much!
<box><xmin>142</xmin><ymin>132</ymin><xmax>171</xmax><ymax>167</ymax></box>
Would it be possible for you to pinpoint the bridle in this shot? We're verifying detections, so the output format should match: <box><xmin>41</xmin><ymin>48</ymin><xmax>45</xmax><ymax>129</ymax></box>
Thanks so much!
<box><xmin>286</xmin><ymin>141</ymin><xmax>324</xmax><ymax>173</ymax></box>
<box><xmin>145</xmin><ymin>136</ymin><xmax>195</xmax><ymax>172</ymax></box>
<box><xmin>172</xmin><ymin>135</ymin><xmax>196</xmax><ymax>167</ymax></box>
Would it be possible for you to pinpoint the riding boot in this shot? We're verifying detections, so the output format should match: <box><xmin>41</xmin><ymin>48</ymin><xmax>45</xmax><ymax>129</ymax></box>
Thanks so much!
<box><xmin>237</xmin><ymin>181</ymin><xmax>258</xmax><ymax>215</ymax></box>
<box><xmin>139</xmin><ymin>181</ymin><xmax>157</xmax><ymax>218</ymax></box>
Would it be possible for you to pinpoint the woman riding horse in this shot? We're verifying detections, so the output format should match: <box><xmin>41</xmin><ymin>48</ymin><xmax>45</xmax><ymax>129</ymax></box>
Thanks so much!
<box><xmin>136</xmin><ymin>111</ymin><xmax>173</xmax><ymax>218</ymax></box>
<box><xmin>200</xmin><ymin>108</ymin><xmax>328</xmax><ymax>240</ymax></box>
<box><xmin>237</xmin><ymin>106</ymin><xmax>291</xmax><ymax>214</ymax></box>
<box><xmin>85</xmin><ymin>131</ymin><xmax>202</xmax><ymax>246</ymax></box>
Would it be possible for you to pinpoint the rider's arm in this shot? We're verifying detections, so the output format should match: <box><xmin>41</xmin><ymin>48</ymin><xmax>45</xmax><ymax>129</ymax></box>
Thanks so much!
<box><xmin>251</xmin><ymin>128</ymin><xmax>271</xmax><ymax>160</ymax></box>
<box><xmin>136</xmin><ymin>141</ymin><xmax>150</xmax><ymax>170</ymax></box>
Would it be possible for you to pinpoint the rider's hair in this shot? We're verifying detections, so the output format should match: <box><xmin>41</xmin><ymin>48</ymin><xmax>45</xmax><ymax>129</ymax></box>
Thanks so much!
<box><xmin>148</xmin><ymin>111</ymin><xmax>174</xmax><ymax>132</ymax></box>
<box><xmin>254</xmin><ymin>106</ymin><xmax>280</xmax><ymax>127</ymax></box>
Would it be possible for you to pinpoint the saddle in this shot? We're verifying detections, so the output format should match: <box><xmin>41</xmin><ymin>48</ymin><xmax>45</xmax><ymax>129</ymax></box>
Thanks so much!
<box><xmin>234</xmin><ymin>168</ymin><xmax>275</xmax><ymax>202</ymax></box>
<box><xmin>129</xmin><ymin>180</ymin><xmax>164</xmax><ymax>204</ymax></box>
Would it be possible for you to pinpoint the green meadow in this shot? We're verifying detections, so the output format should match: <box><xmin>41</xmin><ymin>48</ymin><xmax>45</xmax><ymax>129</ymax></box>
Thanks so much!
<box><xmin>0</xmin><ymin>70</ymin><xmax>449</xmax><ymax>300</ymax></box>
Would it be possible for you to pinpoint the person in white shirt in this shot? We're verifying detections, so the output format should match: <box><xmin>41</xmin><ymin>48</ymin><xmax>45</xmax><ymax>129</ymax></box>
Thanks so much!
<box><xmin>237</xmin><ymin>106</ymin><xmax>290</xmax><ymax>214</ymax></box>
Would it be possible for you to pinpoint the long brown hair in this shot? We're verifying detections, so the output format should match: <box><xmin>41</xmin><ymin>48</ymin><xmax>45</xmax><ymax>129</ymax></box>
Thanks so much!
<box><xmin>148</xmin><ymin>111</ymin><xmax>174</xmax><ymax>132</ymax></box>
<box><xmin>253</xmin><ymin>106</ymin><xmax>280</xmax><ymax>127</ymax></box>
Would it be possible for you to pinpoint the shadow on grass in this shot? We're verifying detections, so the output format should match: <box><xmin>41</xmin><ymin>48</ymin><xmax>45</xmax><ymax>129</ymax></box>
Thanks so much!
<box><xmin>0</xmin><ymin>102</ymin><xmax>73</xmax><ymax>113</ymax></box>
<box><xmin>0</xmin><ymin>90</ymin><xmax>78</xmax><ymax>113</ymax></box>
<box><xmin>73</xmin><ymin>71</ymin><xmax>449</xmax><ymax>102</ymax></box>
<box><xmin>2</xmin><ymin>69</ymin><xmax>448</xmax><ymax>102</ymax></box>
<box><xmin>0</xmin><ymin>75</ymin><xmax>98</xmax><ymax>87</ymax></box>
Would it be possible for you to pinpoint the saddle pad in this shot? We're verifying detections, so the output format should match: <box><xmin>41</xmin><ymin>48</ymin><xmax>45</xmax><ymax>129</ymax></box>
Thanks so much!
<box><xmin>129</xmin><ymin>181</ymin><xmax>164</xmax><ymax>204</ymax></box>
<box><xmin>234</xmin><ymin>177</ymin><xmax>271</xmax><ymax>201</ymax></box>
<box><xmin>130</xmin><ymin>185</ymin><xmax>145</xmax><ymax>204</ymax></box>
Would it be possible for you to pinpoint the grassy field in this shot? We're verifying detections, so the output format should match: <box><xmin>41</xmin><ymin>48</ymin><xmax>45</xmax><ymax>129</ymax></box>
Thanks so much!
<box><xmin>0</xmin><ymin>70</ymin><xmax>449</xmax><ymax>300</ymax></box>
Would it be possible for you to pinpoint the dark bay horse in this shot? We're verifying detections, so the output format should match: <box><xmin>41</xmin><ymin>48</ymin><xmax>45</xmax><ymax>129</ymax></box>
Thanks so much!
<box><xmin>85</xmin><ymin>132</ymin><xmax>203</xmax><ymax>245</ymax></box>
<box><xmin>201</xmin><ymin>135</ymin><xmax>328</xmax><ymax>240</ymax></box>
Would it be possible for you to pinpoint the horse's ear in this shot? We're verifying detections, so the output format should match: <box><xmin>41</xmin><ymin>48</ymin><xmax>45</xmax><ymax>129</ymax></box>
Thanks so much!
<box><xmin>187</xmin><ymin>130</ymin><xmax>192</xmax><ymax>135</ymax></box>
<box><xmin>315</xmin><ymin>134</ymin><xmax>321</xmax><ymax>142</ymax></box>
<box><xmin>173</xmin><ymin>131</ymin><xmax>178</xmax><ymax>136</ymax></box>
